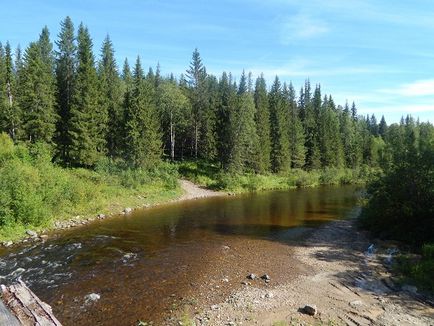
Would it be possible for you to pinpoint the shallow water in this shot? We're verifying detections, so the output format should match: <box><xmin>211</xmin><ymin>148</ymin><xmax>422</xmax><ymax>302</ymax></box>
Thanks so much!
<box><xmin>0</xmin><ymin>185</ymin><xmax>360</xmax><ymax>325</ymax></box>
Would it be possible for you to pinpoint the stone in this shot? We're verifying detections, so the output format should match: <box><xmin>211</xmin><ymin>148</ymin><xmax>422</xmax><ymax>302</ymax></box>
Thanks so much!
<box><xmin>26</xmin><ymin>230</ymin><xmax>37</xmax><ymax>237</ymax></box>
<box><xmin>265</xmin><ymin>292</ymin><xmax>274</xmax><ymax>299</ymax></box>
<box><xmin>211</xmin><ymin>304</ymin><xmax>219</xmax><ymax>310</ymax></box>
<box><xmin>241</xmin><ymin>281</ymin><xmax>250</xmax><ymax>286</ymax></box>
<box><xmin>349</xmin><ymin>300</ymin><xmax>364</xmax><ymax>308</ymax></box>
<box><xmin>84</xmin><ymin>293</ymin><xmax>101</xmax><ymax>304</ymax></box>
<box><xmin>247</xmin><ymin>273</ymin><xmax>256</xmax><ymax>280</ymax></box>
<box><xmin>3</xmin><ymin>241</ymin><xmax>13</xmax><ymax>247</ymax></box>
<box><xmin>97</xmin><ymin>213</ymin><xmax>106</xmax><ymax>219</ymax></box>
<box><xmin>260</xmin><ymin>274</ymin><xmax>270</xmax><ymax>281</ymax></box>
<box><xmin>222</xmin><ymin>245</ymin><xmax>231</xmax><ymax>250</ymax></box>
<box><xmin>302</xmin><ymin>304</ymin><xmax>318</xmax><ymax>316</ymax></box>
<box><xmin>124</xmin><ymin>207</ymin><xmax>133</xmax><ymax>214</ymax></box>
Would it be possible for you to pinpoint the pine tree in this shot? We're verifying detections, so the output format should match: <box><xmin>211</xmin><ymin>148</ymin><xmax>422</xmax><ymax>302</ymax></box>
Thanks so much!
<box><xmin>269</xmin><ymin>77</ymin><xmax>290</xmax><ymax>172</ymax></box>
<box><xmin>68</xmin><ymin>23</ymin><xmax>105</xmax><ymax>166</ymax></box>
<box><xmin>123</xmin><ymin>56</ymin><xmax>162</xmax><ymax>167</ymax></box>
<box><xmin>55</xmin><ymin>16</ymin><xmax>76</xmax><ymax>162</ymax></box>
<box><xmin>19</xmin><ymin>29</ymin><xmax>57</xmax><ymax>143</ymax></box>
<box><xmin>370</xmin><ymin>114</ymin><xmax>379</xmax><ymax>136</ymax></box>
<box><xmin>254</xmin><ymin>74</ymin><xmax>271</xmax><ymax>173</ymax></box>
<box><xmin>98</xmin><ymin>35</ymin><xmax>123</xmax><ymax>157</ymax></box>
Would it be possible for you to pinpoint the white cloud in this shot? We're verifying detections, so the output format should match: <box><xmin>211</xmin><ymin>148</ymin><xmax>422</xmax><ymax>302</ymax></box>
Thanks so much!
<box><xmin>381</xmin><ymin>79</ymin><xmax>434</xmax><ymax>97</ymax></box>
<box><xmin>280</xmin><ymin>14</ymin><xmax>329</xmax><ymax>43</ymax></box>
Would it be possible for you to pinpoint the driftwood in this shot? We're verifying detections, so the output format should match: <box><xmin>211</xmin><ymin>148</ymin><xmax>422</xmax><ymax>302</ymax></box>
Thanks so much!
<box><xmin>1</xmin><ymin>279</ymin><xmax>62</xmax><ymax>326</ymax></box>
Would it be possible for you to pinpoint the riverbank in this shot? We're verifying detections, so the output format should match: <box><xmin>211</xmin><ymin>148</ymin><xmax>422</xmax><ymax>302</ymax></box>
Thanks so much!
<box><xmin>174</xmin><ymin>214</ymin><xmax>434</xmax><ymax>325</ymax></box>
<box><xmin>0</xmin><ymin>178</ymin><xmax>224</xmax><ymax>246</ymax></box>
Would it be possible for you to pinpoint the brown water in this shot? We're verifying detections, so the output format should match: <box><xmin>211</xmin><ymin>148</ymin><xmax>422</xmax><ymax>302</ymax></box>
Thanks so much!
<box><xmin>0</xmin><ymin>185</ymin><xmax>360</xmax><ymax>325</ymax></box>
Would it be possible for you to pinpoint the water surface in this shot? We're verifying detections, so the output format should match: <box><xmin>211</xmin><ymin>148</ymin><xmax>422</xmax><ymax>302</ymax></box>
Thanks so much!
<box><xmin>0</xmin><ymin>185</ymin><xmax>360</xmax><ymax>325</ymax></box>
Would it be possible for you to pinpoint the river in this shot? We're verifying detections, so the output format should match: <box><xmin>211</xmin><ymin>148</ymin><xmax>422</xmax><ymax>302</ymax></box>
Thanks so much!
<box><xmin>0</xmin><ymin>185</ymin><xmax>360</xmax><ymax>325</ymax></box>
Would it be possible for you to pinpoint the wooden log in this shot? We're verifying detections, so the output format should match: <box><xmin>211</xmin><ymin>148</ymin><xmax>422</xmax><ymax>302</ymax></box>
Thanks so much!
<box><xmin>1</xmin><ymin>279</ymin><xmax>62</xmax><ymax>326</ymax></box>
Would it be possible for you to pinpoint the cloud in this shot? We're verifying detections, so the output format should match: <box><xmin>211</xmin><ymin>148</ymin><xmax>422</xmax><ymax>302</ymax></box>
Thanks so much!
<box><xmin>381</xmin><ymin>79</ymin><xmax>434</xmax><ymax>97</ymax></box>
<box><xmin>280</xmin><ymin>14</ymin><xmax>329</xmax><ymax>44</ymax></box>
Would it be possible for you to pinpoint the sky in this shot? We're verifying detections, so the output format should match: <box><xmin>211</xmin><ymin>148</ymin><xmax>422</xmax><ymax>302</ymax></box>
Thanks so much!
<box><xmin>1</xmin><ymin>0</ymin><xmax>434</xmax><ymax>123</ymax></box>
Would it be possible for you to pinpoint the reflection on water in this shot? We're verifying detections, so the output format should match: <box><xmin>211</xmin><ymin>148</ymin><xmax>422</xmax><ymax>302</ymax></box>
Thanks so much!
<box><xmin>0</xmin><ymin>185</ymin><xmax>360</xmax><ymax>325</ymax></box>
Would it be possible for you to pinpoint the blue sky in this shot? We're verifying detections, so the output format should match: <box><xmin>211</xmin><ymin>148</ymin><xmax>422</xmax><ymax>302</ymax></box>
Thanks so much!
<box><xmin>1</xmin><ymin>0</ymin><xmax>434</xmax><ymax>123</ymax></box>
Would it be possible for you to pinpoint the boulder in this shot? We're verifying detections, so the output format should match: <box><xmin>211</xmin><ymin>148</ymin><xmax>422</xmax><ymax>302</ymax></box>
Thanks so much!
<box><xmin>302</xmin><ymin>304</ymin><xmax>318</xmax><ymax>316</ymax></box>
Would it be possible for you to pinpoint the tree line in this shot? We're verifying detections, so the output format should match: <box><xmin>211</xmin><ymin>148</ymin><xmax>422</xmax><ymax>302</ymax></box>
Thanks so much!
<box><xmin>0</xmin><ymin>17</ymin><xmax>410</xmax><ymax>174</ymax></box>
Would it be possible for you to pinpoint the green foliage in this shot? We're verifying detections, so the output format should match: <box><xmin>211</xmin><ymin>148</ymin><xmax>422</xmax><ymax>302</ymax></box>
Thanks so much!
<box><xmin>360</xmin><ymin>119</ymin><xmax>434</xmax><ymax>246</ymax></box>
<box><xmin>123</xmin><ymin>57</ymin><xmax>162</xmax><ymax>168</ymax></box>
<box><xmin>69</xmin><ymin>23</ymin><xmax>106</xmax><ymax>166</ymax></box>
<box><xmin>0</xmin><ymin>133</ymin><xmax>179</xmax><ymax>240</ymax></box>
<box><xmin>395</xmin><ymin>244</ymin><xmax>434</xmax><ymax>292</ymax></box>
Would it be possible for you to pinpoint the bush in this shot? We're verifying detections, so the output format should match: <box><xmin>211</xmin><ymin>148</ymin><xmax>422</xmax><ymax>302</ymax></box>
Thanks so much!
<box><xmin>0</xmin><ymin>134</ymin><xmax>180</xmax><ymax>238</ymax></box>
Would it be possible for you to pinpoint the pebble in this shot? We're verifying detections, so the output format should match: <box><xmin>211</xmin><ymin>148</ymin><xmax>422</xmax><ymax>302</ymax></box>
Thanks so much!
<box><xmin>26</xmin><ymin>229</ymin><xmax>37</xmax><ymax>237</ymax></box>
<box><xmin>3</xmin><ymin>241</ymin><xmax>13</xmax><ymax>247</ymax></box>
<box><xmin>261</xmin><ymin>274</ymin><xmax>270</xmax><ymax>281</ymax></box>
<box><xmin>124</xmin><ymin>207</ymin><xmax>133</xmax><ymax>214</ymax></box>
<box><xmin>84</xmin><ymin>293</ymin><xmax>100</xmax><ymax>304</ymax></box>
<box><xmin>247</xmin><ymin>273</ymin><xmax>256</xmax><ymax>280</ymax></box>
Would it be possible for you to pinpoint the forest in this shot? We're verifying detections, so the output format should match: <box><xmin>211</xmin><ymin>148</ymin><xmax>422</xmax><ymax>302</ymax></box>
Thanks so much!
<box><xmin>0</xmin><ymin>17</ymin><xmax>433</xmax><ymax>254</ymax></box>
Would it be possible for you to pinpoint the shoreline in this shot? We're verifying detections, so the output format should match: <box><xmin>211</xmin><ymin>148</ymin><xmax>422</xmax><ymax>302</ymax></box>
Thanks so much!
<box><xmin>183</xmin><ymin>215</ymin><xmax>434</xmax><ymax>326</ymax></box>
<box><xmin>0</xmin><ymin>179</ymin><xmax>226</xmax><ymax>248</ymax></box>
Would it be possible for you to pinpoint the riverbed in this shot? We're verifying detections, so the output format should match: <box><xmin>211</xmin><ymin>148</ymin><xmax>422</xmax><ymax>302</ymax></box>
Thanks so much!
<box><xmin>0</xmin><ymin>185</ymin><xmax>361</xmax><ymax>325</ymax></box>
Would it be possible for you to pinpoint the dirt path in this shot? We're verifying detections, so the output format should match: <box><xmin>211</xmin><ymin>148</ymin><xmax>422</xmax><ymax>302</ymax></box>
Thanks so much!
<box><xmin>179</xmin><ymin>179</ymin><xmax>226</xmax><ymax>201</ymax></box>
<box><xmin>191</xmin><ymin>212</ymin><xmax>434</xmax><ymax>326</ymax></box>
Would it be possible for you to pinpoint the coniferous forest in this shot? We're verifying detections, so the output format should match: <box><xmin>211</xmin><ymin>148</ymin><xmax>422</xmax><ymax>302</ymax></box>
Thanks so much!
<box><xmin>0</xmin><ymin>17</ymin><xmax>433</xmax><ymax>252</ymax></box>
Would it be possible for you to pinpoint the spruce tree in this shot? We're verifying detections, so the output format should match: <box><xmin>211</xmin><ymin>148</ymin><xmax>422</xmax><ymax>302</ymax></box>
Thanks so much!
<box><xmin>228</xmin><ymin>71</ymin><xmax>259</xmax><ymax>173</ymax></box>
<box><xmin>123</xmin><ymin>56</ymin><xmax>162</xmax><ymax>167</ymax></box>
<box><xmin>254</xmin><ymin>74</ymin><xmax>271</xmax><ymax>173</ymax></box>
<box><xmin>98</xmin><ymin>35</ymin><xmax>123</xmax><ymax>157</ymax></box>
<box><xmin>378</xmin><ymin>115</ymin><xmax>387</xmax><ymax>138</ymax></box>
<box><xmin>68</xmin><ymin>23</ymin><xmax>105</xmax><ymax>166</ymax></box>
<box><xmin>55</xmin><ymin>16</ymin><xmax>76</xmax><ymax>162</ymax></box>
<box><xmin>19</xmin><ymin>34</ymin><xmax>57</xmax><ymax>143</ymax></box>
<box><xmin>269</xmin><ymin>77</ymin><xmax>290</xmax><ymax>172</ymax></box>
<box><xmin>186</xmin><ymin>48</ymin><xmax>216</xmax><ymax>160</ymax></box>
<box><xmin>0</xmin><ymin>42</ymin><xmax>20</xmax><ymax>140</ymax></box>
<box><xmin>303</xmin><ymin>80</ymin><xmax>321</xmax><ymax>169</ymax></box>
<box><xmin>216</xmin><ymin>71</ymin><xmax>235</xmax><ymax>168</ymax></box>
<box><xmin>287</xmin><ymin>82</ymin><xmax>305</xmax><ymax>168</ymax></box>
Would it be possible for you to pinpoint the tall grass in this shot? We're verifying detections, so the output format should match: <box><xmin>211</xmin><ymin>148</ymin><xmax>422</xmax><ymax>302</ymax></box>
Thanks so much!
<box><xmin>177</xmin><ymin>160</ymin><xmax>375</xmax><ymax>193</ymax></box>
<box><xmin>0</xmin><ymin>133</ymin><xmax>180</xmax><ymax>241</ymax></box>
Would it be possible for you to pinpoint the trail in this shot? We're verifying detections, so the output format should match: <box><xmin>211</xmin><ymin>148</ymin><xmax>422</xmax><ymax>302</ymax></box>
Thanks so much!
<box><xmin>178</xmin><ymin>179</ymin><xmax>225</xmax><ymax>201</ymax></box>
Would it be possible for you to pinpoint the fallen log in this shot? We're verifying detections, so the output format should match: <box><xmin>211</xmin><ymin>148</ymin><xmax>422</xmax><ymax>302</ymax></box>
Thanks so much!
<box><xmin>1</xmin><ymin>279</ymin><xmax>62</xmax><ymax>326</ymax></box>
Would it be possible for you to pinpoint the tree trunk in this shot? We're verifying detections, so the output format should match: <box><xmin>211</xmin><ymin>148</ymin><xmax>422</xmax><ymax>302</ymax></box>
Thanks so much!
<box><xmin>170</xmin><ymin>111</ymin><xmax>175</xmax><ymax>161</ymax></box>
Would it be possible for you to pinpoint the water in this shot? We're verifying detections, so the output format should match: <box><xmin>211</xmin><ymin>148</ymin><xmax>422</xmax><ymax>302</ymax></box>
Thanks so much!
<box><xmin>0</xmin><ymin>185</ymin><xmax>360</xmax><ymax>325</ymax></box>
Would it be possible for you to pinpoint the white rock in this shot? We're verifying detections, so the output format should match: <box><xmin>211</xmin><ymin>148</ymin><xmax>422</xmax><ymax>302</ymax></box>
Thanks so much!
<box><xmin>84</xmin><ymin>293</ymin><xmax>101</xmax><ymax>304</ymax></box>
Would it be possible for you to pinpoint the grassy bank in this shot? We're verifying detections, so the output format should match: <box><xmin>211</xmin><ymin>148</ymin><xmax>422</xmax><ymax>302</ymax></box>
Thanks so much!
<box><xmin>178</xmin><ymin>160</ymin><xmax>377</xmax><ymax>193</ymax></box>
<box><xmin>0</xmin><ymin>134</ymin><xmax>181</xmax><ymax>242</ymax></box>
